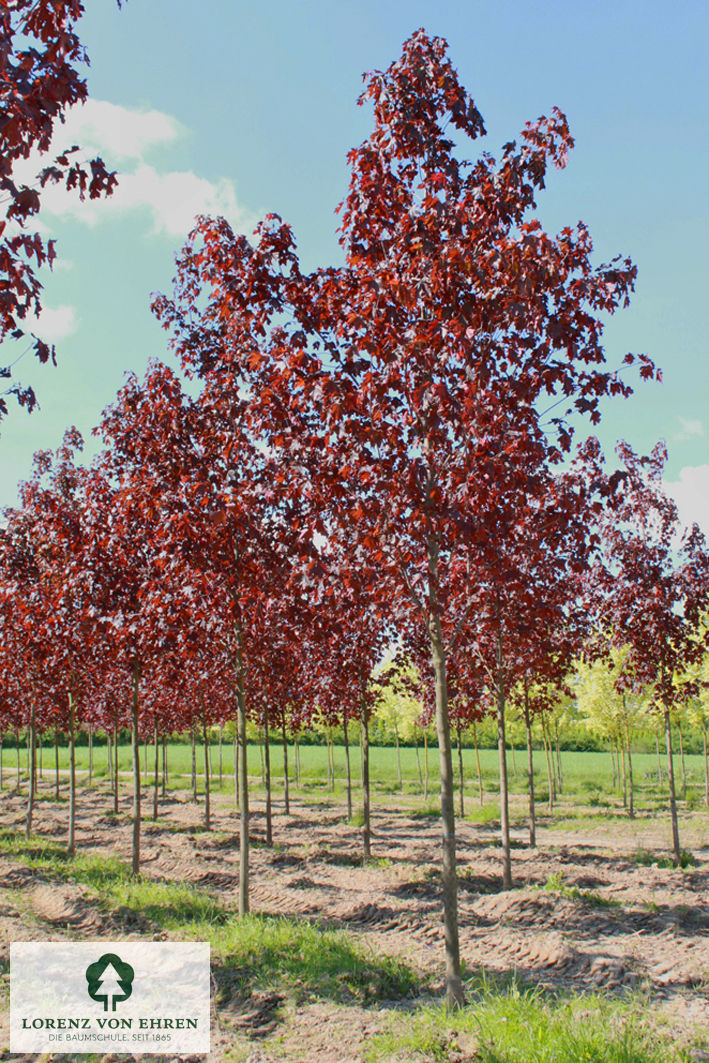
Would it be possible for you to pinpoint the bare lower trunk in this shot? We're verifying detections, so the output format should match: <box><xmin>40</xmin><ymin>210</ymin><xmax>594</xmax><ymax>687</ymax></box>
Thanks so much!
<box><xmin>153</xmin><ymin>719</ymin><xmax>159</xmax><ymax>822</ymax></box>
<box><xmin>113</xmin><ymin>713</ymin><xmax>119</xmax><ymax>815</ymax></box>
<box><xmin>395</xmin><ymin>724</ymin><xmax>402</xmax><ymax>791</ymax></box>
<box><xmin>496</xmin><ymin>664</ymin><xmax>512</xmax><ymax>890</ymax></box>
<box><xmin>55</xmin><ymin>729</ymin><xmax>60</xmax><ymax>799</ymax></box>
<box><xmin>281</xmin><ymin>713</ymin><xmax>290</xmax><ymax>816</ymax></box>
<box><xmin>162</xmin><ymin>735</ymin><xmax>167</xmax><ymax>797</ymax></box>
<box><xmin>344</xmin><ymin>715</ymin><xmax>353</xmax><ymax>820</ymax></box>
<box><xmin>424</xmin><ymin>732</ymin><xmax>429</xmax><ymax>801</ymax></box>
<box><xmin>187</xmin><ymin>726</ymin><xmax>195</xmax><ymax>799</ymax></box>
<box><xmin>655</xmin><ymin>734</ymin><xmax>663</xmax><ymax>785</ymax></box>
<box><xmin>16</xmin><ymin>731</ymin><xmax>21</xmax><ymax>793</ymax></box>
<box><xmin>26</xmin><ymin>705</ymin><xmax>36</xmax><ymax>838</ymax></box>
<box><xmin>202</xmin><ymin>712</ymin><xmax>211</xmax><ymax>831</ymax></box>
<box><xmin>68</xmin><ymin>693</ymin><xmax>76</xmax><ymax>857</ymax></box>
<box><xmin>361</xmin><ymin>702</ymin><xmax>371</xmax><ymax>860</ymax></box>
<box><xmin>619</xmin><ymin>737</ymin><xmax>627</xmax><ymax>809</ymax></box>
<box><xmin>414</xmin><ymin>736</ymin><xmax>423</xmax><ymax>788</ymax></box>
<box><xmin>88</xmin><ymin>725</ymin><xmax>93</xmax><ymax>788</ymax></box>
<box><xmin>264</xmin><ymin>710</ymin><xmax>272</xmax><ymax>846</ymax></box>
<box><xmin>131</xmin><ymin>664</ymin><xmax>141</xmax><ymax>875</ymax></box>
<box><xmin>107</xmin><ymin>729</ymin><xmax>113</xmax><ymax>788</ymax></box>
<box><xmin>524</xmin><ymin>690</ymin><xmax>536</xmax><ymax>849</ymax></box>
<box><xmin>543</xmin><ymin>723</ymin><xmax>554</xmax><ymax>814</ymax></box>
<box><xmin>473</xmin><ymin>723</ymin><xmax>483</xmax><ymax>805</ymax></box>
<box><xmin>456</xmin><ymin>724</ymin><xmax>464</xmax><ymax>819</ymax></box>
<box><xmin>428</xmin><ymin>605</ymin><xmax>464</xmax><ymax>1010</ymax></box>
<box><xmin>664</xmin><ymin>702</ymin><xmax>681</xmax><ymax>863</ymax></box>
<box><xmin>610</xmin><ymin>743</ymin><xmax>618</xmax><ymax>790</ymax></box>
<box><xmin>625</xmin><ymin>722</ymin><xmax>634</xmax><ymax>819</ymax></box>
<box><xmin>233</xmin><ymin>731</ymin><xmax>239</xmax><ymax>811</ymax></box>
<box><xmin>703</xmin><ymin>722</ymin><xmax>708</xmax><ymax>808</ymax></box>
<box><xmin>235</xmin><ymin>637</ymin><xmax>249</xmax><ymax>916</ymax></box>
<box><xmin>219</xmin><ymin>725</ymin><xmax>223</xmax><ymax>790</ymax></box>
<box><xmin>294</xmin><ymin>735</ymin><xmax>300</xmax><ymax>788</ymax></box>
<box><xmin>510</xmin><ymin>740</ymin><xmax>517</xmax><ymax>778</ymax></box>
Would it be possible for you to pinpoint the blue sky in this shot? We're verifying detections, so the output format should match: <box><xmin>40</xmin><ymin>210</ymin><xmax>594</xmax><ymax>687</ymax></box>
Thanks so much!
<box><xmin>2</xmin><ymin>0</ymin><xmax>707</xmax><ymax>528</ymax></box>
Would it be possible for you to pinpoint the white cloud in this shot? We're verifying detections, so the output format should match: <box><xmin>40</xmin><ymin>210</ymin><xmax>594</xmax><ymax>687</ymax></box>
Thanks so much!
<box><xmin>23</xmin><ymin>305</ymin><xmax>78</xmax><ymax>343</ymax></box>
<box><xmin>664</xmin><ymin>464</ymin><xmax>709</xmax><ymax>537</ymax></box>
<box><xmin>13</xmin><ymin>100</ymin><xmax>254</xmax><ymax>240</ymax></box>
<box><xmin>56</xmin><ymin>99</ymin><xmax>183</xmax><ymax>160</ymax></box>
<box><xmin>39</xmin><ymin>162</ymin><xmax>253</xmax><ymax>238</ymax></box>
<box><xmin>675</xmin><ymin>417</ymin><xmax>704</xmax><ymax>441</ymax></box>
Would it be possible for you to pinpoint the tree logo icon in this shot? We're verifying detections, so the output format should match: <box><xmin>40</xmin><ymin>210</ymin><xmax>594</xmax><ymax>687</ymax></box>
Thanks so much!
<box><xmin>85</xmin><ymin>953</ymin><xmax>135</xmax><ymax>1012</ymax></box>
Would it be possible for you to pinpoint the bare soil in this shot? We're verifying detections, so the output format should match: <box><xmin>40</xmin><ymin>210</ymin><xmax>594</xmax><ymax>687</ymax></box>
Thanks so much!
<box><xmin>1</xmin><ymin>782</ymin><xmax>709</xmax><ymax>1062</ymax></box>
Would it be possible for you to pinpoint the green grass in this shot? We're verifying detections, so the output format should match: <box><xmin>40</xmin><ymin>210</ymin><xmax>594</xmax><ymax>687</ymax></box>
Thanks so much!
<box><xmin>631</xmin><ymin>847</ymin><xmax>697</xmax><ymax>869</ymax></box>
<box><xmin>0</xmin><ymin>833</ymin><xmax>418</xmax><ymax>1007</ymax></box>
<box><xmin>537</xmin><ymin>872</ymin><xmax>621</xmax><ymax>908</ymax></box>
<box><xmin>367</xmin><ymin>977</ymin><xmax>695</xmax><ymax>1062</ymax></box>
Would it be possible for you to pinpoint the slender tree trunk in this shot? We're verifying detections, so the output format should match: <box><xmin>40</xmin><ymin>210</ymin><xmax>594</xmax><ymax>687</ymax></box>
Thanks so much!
<box><xmin>610</xmin><ymin>742</ymin><xmax>617</xmax><ymax>790</ymax></box>
<box><xmin>472</xmin><ymin>722</ymin><xmax>483</xmax><ymax>806</ymax></box>
<box><xmin>679</xmin><ymin>725</ymin><xmax>687</xmax><ymax>801</ymax></box>
<box><xmin>259</xmin><ymin>727</ymin><xmax>265</xmax><ymax>784</ymax></box>
<box><xmin>343</xmin><ymin>715</ymin><xmax>353</xmax><ymax>820</ymax></box>
<box><xmin>625</xmin><ymin>723</ymin><xmax>634</xmax><ymax>819</ymax></box>
<box><xmin>542</xmin><ymin>722</ymin><xmax>554</xmax><ymax>814</ymax></box>
<box><xmin>428</xmin><ymin>601</ymin><xmax>464</xmax><ymax>1010</ymax></box>
<box><xmin>113</xmin><ymin>712</ymin><xmax>119</xmax><ymax>815</ymax></box>
<box><xmin>16</xmin><ymin>730</ymin><xmax>21</xmax><ymax>794</ymax></box>
<box><xmin>26</xmin><ymin>705</ymin><xmax>36</xmax><ymax>839</ymax></box>
<box><xmin>88</xmin><ymin>725</ymin><xmax>93</xmax><ymax>788</ymax></box>
<box><xmin>162</xmin><ymin>735</ymin><xmax>167</xmax><ymax>797</ymax></box>
<box><xmin>654</xmin><ymin>734</ymin><xmax>662</xmax><ymax>785</ymax></box>
<box><xmin>294</xmin><ymin>734</ymin><xmax>300</xmax><ymax>788</ymax></box>
<box><xmin>394</xmin><ymin>724</ymin><xmax>402</xmax><ymax>791</ymax></box>
<box><xmin>55</xmin><ymin>729</ymin><xmax>60</xmax><ymax>799</ymax></box>
<box><xmin>236</xmin><ymin>637</ymin><xmax>250</xmax><ymax>917</ymax></box>
<box><xmin>38</xmin><ymin>730</ymin><xmax>43</xmax><ymax>780</ymax></box>
<box><xmin>554</xmin><ymin>724</ymin><xmax>562</xmax><ymax>795</ymax></box>
<box><xmin>424</xmin><ymin>731</ymin><xmax>429</xmax><ymax>801</ymax></box>
<box><xmin>414</xmin><ymin>736</ymin><xmax>423</xmax><ymax>788</ymax></box>
<box><xmin>233</xmin><ymin>730</ymin><xmax>239</xmax><ymax>811</ymax></box>
<box><xmin>67</xmin><ymin>692</ymin><xmax>76</xmax><ymax>857</ymax></box>
<box><xmin>361</xmin><ymin>700</ymin><xmax>371</xmax><ymax>860</ymax></box>
<box><xmin>619</xmin><ymin>736</ymin><xmax>628</xmax><ymax>809</ymax></box>
<box><xmin>510</xmin><ymin>739</ymin><xmax>517</xmax><ymax>779</ymax></box>
<box><xmin>264</xmin><ymin>709</ymin><xmax>272</xmax><ymax>847</ymax></box>
<box><xmin>191</xmin><ymin>726</ymin><xmax>197</xmax><ymax>801</ymax></box>
<box><xmin>281</xmin><ymin>712</ymin><xmax>290</xmax><ymax>816</ymax></box>
<box><xmin>0</xmin><ymin>729</ymin><xmax>3</xmax><ymax>792</ymax></box>
<box><xmin>456</xmin><ymin>724</ymin><xmax>464</xmax><ymax>819</ymax></box>
<box><xmin>496</xmin><ymin>655</ymin><xmax>512</xmax><ymax>890</ymax></box>
<box><xmin>131</xmin><ymin>664</ymin><xmax>141</xmax><ymax>875</ymax></box>
<box><xmin>153</xmin><ymin>719</ymin><xmax>159</xmax><ymax>822</ymax></box>
<box><xmin>664</xmin><ymin>700</ymin><xmax>681</xmax><ymax>862</ymax></box>
<box><xmin>219</xmin><ymin>725</ymin><xmax>223</xmax><ymax>790</ymax></box>
<box><xmin>703</xmin><ymin>721</ymin><xmax>708</xmax><ymax>808</ymax></box>
<box><xmin>144</xmin><ymin>741</ymin><xmax>149</xmax><ymax>784</ymax></box>
<box><xmin>524</xmin><ymin>690</ymin><xmax>536</xmax><ymax>849</ymax></box>
<box><xmin>202</xmin><ymin>710</ymin><xmax>211</xmax><ymax>831</ymax></box>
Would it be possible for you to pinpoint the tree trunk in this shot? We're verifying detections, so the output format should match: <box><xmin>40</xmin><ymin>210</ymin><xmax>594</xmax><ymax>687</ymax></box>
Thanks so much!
<box><xmin>67</xmin><ymin>692</ymin><xmax>76</xmax><ymax>857</ymax></box>
<box><xmin>88</xmin><ymin>725</ymin><xmax>93</xmax><ymax>788</ymax></box>
<box><xmin>264</xmin><ymin>709</ymin><xmax>272</xmax><ymax>847</ymax></box>
<box><xmin>679</xmin><ymin>724</ymin><xmax>687</xmax><ymax>801</ymax></box>
<box><xmin>424</xmin><ymin>731</ymin><xmax>429</xmax><ymax>801</ymax></box>
<box><xmin>131</xmin><ymin>664</ymin><xmax>141</xmax><ymax>875</ymax></box>
<box><xmin>202</xmin><ymin>711</ymin><xmax>211</xmax><ymax>831</ymax></box>
<box><xmin>144</xmin><ymin>741</ymin><xmax>149</xmax><ymax>783</ymax></box>
<box><xmin>153</xmin><ymin>719</ymin><xmax>159</xmax><ymax>822</ymax></box>
<box><xmin>361</xmin><ymin>701</ymin><xmax>371</xmax><ymax>860</ymax></box>
<box><xmin>38</xmin><ymin>730</ymin><xmax>43</xmax><ymax>780</ymax></box>
<box><xmin>107</xmin><ymin>728</ymin><xmax>113</xmax><ymax>787</ymax></box>
<box><xmin>414</xmin><ymin>736</ymin><xmax>423</xmax><ymax>788</ymax></box>
<box><xmin>554</xmin><ymin>723</ymin><xmax>562</xmax><ymax>795</ymax></box>
<box><xmin>218</xmin><ymin>725</ymin><xmax>223</xmax><ymax>790</ymax></box>
<box><xmin>26</xmin><ymin>705</ymin><xmax>36</xmax><ymax>839</ymax></box>
<box><xmin>428</xmin><ymin>603</ymin><xmax>464</xmax><ymax>1010</ymax></box>
<box><xmin>395</xmin><ymin>724</ymin><xmax>402</xmax><ymax>791</ymax></box>
<box><xmin>343</xmin><ymin>715</ymin><xmax>353</xmax><ymax>820</ymax></box>
<box><xmin>233</xmin><ymin>730</ymin><xmax>239</xmax><ymax>811</ymax></box>
<box><xmin>55</xmin><ymin>728</ymin><xmax>60</xmax><ymax>800</ymax></box>
<box><xmin>281</xmin><ymin>712</ymin><xmax>290</xmax><ymax>816</ymax></box>
<box><xmin>472</xmin><ymin>722</ymin><xmax>483</xmax><ymax>806</ymax></box>
<box><xmin>664</xmin><ymin>701</ymin><xmax>681</xmax><ymax>863</ymax></box>
<box><xmin>655</xmin><ymin>734</ymin><xmax>662</xmax><ymax>785</ymax></box>
<box><xmin>16</xmin><ymin>730</ymin><xmax>21</xmax><ymax>794</ymax></box>
<box><xmin>191</xmin><ymin>726</ymin><xmax>197</xmax><ymax>801</ymax></box>
<box><xmin>236</xmin><ymin>638</ymin><xmax>250</xmax><ymax>916</ymax></box>
<box><xmin>496</xmin><ymin>657</ymin><xmax>512</xmax><ymax>890</ymax></box>
<box><xmin>542</xmin><ymin>720</ymin><xmax>554</xmax><ymax>813</ymax></box>
<box><xmin>625</xmin><ymin>723</ymin><xmax>634</xmax><ymax>819</ymax></box>
<box><xmin>610</xmin><ymin>742</ymin><xmax>617</xmax><ymax>790</ymax></box>
<box><xmin>162</xmin><ymin>734</ymin><xmax>167</xmax><ymax>797</ymax></box>
<box><xmin>113</xmin><ymin>712</ymin><xmax>119</xmax><ymax>815</ymax></box>
<box><xmin>328</xmin><ymin>734</ymin><xmax>335</xmax><ymax>792</ymax></box>
<box><xmin>258</xmin><ymin>726</ymin><xmax>265</xmax><ymax>784</ymax></box>
<box><xmin>618</xmin><ymin>736</ymin><xmax>627</xmax><ymax>809</ymax></box>
<box><xmin>510</xmin><ymin>739</ymin><xmax>517</xmax><ymax>779</ymax></box>
<box><xmin>703</xmin><ymin>721</ymin><xmax>708</xmax><ymax>809</ymax></box>
<box><xmin>294</xmin><ymin>734</ymin><xmax>300</xmax><ymax>788</ymax></box>
<box><xmin>524</xmin><ymin>690</ymin><xmax>536</xmax><ymax>849</ymax></box>
<box><xmin>456</xmin><ymin>724</ymin><xmax>464</xmax><ymax>819</ymax></box>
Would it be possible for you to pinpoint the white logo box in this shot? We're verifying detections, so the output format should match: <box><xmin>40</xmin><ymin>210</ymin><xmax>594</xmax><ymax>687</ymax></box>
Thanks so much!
<box><xmin>10</xmin><ymin>941</ymin><xmax>210</xmax><ymax>1054</ymax></box>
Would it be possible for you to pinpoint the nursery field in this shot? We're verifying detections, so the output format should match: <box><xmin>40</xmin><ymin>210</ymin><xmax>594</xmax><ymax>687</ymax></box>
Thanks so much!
<box><xmin>1</xmin><ymin>748</ymin><xmax>709</xmax><ymax>1063</ymax></box>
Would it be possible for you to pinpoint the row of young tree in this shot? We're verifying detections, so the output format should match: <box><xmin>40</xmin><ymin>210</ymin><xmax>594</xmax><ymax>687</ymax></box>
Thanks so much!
<box><xmin>1</xmin><ymin>29</ymin><xmax>708</xmax><ymax>1008</ymax></box>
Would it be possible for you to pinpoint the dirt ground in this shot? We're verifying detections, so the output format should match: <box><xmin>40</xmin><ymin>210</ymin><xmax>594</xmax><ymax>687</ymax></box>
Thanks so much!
<box><xmin>1</xmin><ymin>783</ymin><xmax>708</xmax><ymax>1062</ymax></box>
